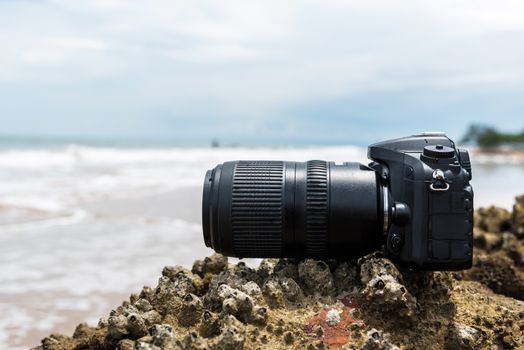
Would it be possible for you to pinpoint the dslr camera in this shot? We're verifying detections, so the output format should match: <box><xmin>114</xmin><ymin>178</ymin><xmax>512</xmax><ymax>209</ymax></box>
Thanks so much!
<box><xmin>202</xmin><ymin>133</ymin><xmax>473</xmax><ymax>270</ymax></box>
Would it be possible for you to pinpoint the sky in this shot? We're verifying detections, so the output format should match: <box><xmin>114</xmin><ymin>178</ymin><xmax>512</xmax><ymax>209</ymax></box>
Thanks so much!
<box><xmin>0</xmin><ymin>0</ymin><xmax>524</xmax><ymax>145</ymax></box>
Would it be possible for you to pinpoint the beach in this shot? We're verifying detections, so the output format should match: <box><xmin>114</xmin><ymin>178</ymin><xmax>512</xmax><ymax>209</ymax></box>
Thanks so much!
<box><xmin>0</xmin><ymin>145</ymin><xmax>523</xmax><ymax>349</ymax></box>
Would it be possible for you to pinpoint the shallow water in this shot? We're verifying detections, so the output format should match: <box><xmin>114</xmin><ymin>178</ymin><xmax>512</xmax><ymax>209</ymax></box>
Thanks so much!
<box><xmin>0</xmin><ymin>145</ymin><xmax>522</xmax><ymax>349</ymax></box>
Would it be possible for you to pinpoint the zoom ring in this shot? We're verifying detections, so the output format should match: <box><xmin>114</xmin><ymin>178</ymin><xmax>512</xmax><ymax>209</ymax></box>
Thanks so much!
<box><xmin>306</xmin><ymin>160</ymin><xmax>329</xmax><ymax>257</ymax></box>
<box><xmin>231</xmin><ymin>161</ymin><xmax>284</xmax><ymax>257</ymax></box>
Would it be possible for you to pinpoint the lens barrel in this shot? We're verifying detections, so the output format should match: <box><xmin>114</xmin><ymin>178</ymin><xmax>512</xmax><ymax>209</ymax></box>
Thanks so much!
<box><xmin>202</xmin><ymin>160</ymin><xmax>386</xmax><ymax>259</ymax></box>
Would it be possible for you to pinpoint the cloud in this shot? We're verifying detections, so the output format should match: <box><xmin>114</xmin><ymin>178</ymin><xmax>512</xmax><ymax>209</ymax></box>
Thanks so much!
<box><xmin>168</xmin><ymin>44</ymin><xmax>263</xmax><ymax>63</ymax></box>
<box><xmin>21</xmin><ymin>36</ymin><xmax>108</xmax><ymax>64</ymax></box>
<box><xmin>3</xmin><ymin>0</ymin><xmax>524</xmax><ymax>88</ymax></box>
<box><xmin>0</xmin><ymin>0</ymin><xmax>523</xmax><ymax>143</ymax></box>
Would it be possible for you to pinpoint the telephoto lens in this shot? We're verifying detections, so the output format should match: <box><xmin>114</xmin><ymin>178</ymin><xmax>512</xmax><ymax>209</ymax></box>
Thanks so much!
<box><xmin>202</xmin><ymin>160</ymin><xmax>390</xmax><ymax>259</ymax></box>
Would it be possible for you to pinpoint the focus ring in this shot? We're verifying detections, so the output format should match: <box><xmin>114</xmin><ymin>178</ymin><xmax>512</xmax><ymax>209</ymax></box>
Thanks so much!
<box><xmin>231</xmin><ymin>161</ymin><xmax>284</xmax><ymax>257</ymax></box>
<box><xmin>305</xmin><ymin>160</ymin><xmax>329</xmax><ymax>257</ymax></box>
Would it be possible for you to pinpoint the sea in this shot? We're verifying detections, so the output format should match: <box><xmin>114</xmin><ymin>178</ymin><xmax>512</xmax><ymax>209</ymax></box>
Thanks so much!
<box><xmin>0</xmin><ymin>142</ymin><xmax>523</xmax><ymax>349</ymax></box>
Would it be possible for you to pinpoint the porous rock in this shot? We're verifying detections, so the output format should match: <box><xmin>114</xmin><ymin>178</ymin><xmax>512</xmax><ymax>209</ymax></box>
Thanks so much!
<box><xmin>213</xmin><ymin>315</ymin><xmax>245</xmax><ymax>350</ymax></box>
<box><xmin>278</xmin><ymin>276</ymin><xmax>304</xmax><ymax>303</ymax></box>
<box><xmin>191</xmin><ymin>253</ymin><xmax>228</xmax><ymax>277</ymax></box>
<box><xmin>512</xmin><ymin>194</ymin><xmax>524</xmax><ymax>238</ymax></box>
<box><xmin>178</xmin><ymin>294</ymin><xmax>203</xmax><ymax>327</ymax></box>
<box><xmin>462</xmin><ymin>253</ymin><xmax>524</xmax><ymax>300</ymax></box>
<box><xmin>262</xmin><ymin>279</ymin><xmax>285</xmax><ymax>308</ymax></box>
<box><xmin>272</xmin><ymin>259</ymin><xmax>299</xmax><ymax>280</ymax></box>
<box><xmin>149</xmin><ymin>324</ymin><xmax>176</xmax><ymax>348</ymax></box>
<box><xmin>359</xmin><ymin>328</ymin><xmax>399</xmax><ymax>350</ymax></box>
<box><xmin>239</xmin><ymin>281</ymin><xmax>263</xmax><ymax>302</ymax></box>
<box><xmin>359</xmin><ymin>256</ymin><xmax>418</xmax><ymax>319</ymax></box>
<box><xmin>219</xmin><ymin>285</ymin><xmax>253</xmax><ymax>322</ymax></box>
<box><xmin>152</xmin><ymin>268</ymin><xmax>198</xmax><ymax>316</ymax></box>
<box><xmin>257</xmin><ymin>258</ymin><xmax>278</xmax><ymax>279</ymax></box>
<box><xmin>333</xmin><ymin>261</ymin><xmax>358</xmax><ymax>293</ymax></box>
<box><xmin>108</xmin><ymin>315</ymin><xmax>129</xmax><ymax>339</ymax></box>
<box><xmin>298</xmin><ymin>259</ymin><xmax>335</xmax><ymax>295</ymax></box>
<box><xmin>445</xmin><ymin>322</ymin><xmax>481</xmax><ymax>350</ymax></box>
<box><xmin>476</xmin><ymin>206</ymin><xmax>512</xmax><ymax>233</ymax></box>
<box><xmin>182</xmin><ymin>332</ymin><xmax>208</xmax><ymax>350</ymax></box>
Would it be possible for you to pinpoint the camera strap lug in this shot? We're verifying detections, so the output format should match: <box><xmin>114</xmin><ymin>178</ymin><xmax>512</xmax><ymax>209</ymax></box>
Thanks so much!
<box><xmin>430</xmin><ymin>169</ymin><xmax>450</xmax><ymax>192</ymax></box>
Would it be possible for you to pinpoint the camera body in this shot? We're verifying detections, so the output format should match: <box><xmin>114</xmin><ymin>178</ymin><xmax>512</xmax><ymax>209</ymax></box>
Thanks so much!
<box><xmin>369</xmin><ymin>132</ymin><xmax>473</xmax><ymax>270</ymax></box>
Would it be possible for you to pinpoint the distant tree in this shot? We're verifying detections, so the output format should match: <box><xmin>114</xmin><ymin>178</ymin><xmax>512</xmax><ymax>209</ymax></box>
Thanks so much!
<box><xmin>461</xmin><ymin>124</ymin><xmax>500</xmax><ymax>148</ymax></box>
<box><xmin>461</xmin><ymin>124</ymin><xmax>524</xmax><ymax>149</ymax></box>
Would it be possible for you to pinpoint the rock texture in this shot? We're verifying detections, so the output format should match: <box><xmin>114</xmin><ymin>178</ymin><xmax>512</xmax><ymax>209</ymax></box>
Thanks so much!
<box><xmin>33</xmin><ymin>197</ymin><xmax>524</xmax><ymax>350</ymax></box>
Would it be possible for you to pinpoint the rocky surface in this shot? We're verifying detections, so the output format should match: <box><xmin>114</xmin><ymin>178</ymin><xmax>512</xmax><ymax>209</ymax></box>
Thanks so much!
<box><xmin>34</xmin><ymin>197</ymin><xmax>524</xmax><ymax>350</ymax></box>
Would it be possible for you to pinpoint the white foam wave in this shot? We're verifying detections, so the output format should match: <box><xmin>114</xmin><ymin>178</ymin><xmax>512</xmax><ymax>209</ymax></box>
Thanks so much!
<box><xmin>0</xmin><ymin>195</ymin><xmax>68</xmax><ymax>213</ymax></box>
<box><xmin>0</xmin><ymin>145</ymin><xmax>521</xmax><ymax>229</ymax></box>
<box><xmin>471</xmin><ymin>153</ymin><xmax>524</xmax><ymax>165</ymax></box>
<box><xmin>0</xmin><ymin>208</ymin><xmax>88</xmax><ymax>233</ymax></box>
<box><xmin>0</xmin><ymin>145</ymin><xmax>368</xmax><ymax>168</ymax></box>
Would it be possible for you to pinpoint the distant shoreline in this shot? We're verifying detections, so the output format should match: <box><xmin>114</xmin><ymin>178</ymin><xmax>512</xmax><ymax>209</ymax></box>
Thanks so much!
<box><xmin>473</xmin><ymin>146</ymin><xmax>524</xmax><ymax>155</ymax></box>
<box><xmin>471</xmin><ymin>147</ymin><xmax>524</xmax><ymax>164</ymax></box>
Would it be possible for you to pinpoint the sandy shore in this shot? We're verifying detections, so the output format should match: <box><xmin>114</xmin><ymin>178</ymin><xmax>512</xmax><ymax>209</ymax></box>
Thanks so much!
<box><xmin>0</xmin><ymin>186</ymin><xmax>211</xmax><ymax>350</ymax></box>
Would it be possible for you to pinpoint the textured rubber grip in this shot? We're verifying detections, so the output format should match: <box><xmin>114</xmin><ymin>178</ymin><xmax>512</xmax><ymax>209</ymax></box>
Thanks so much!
<box><xmin>305</xmin><ymin>160</ymin><xmax>329</xmax><ymax>257</ymax></box>
<box><xmin>231</xmin><ymin>161</ymin><xmax>284</xmax><ymax>257</ymax></box>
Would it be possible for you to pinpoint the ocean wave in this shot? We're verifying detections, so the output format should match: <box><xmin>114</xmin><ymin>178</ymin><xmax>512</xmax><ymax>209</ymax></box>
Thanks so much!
<box><xmin>470</xmin><ymin>151</ymin><xmax>524</xmax><ymax>165</ymax></box>
<box><xmin>0</xmin><ymin>145</ymin><xmax>368</xmax><ymax>168</ymax></box>
<box><xmin>0</xmin><ymin>145</ymin><xmax>521</xmax><ymax>230</ymax></box>
<box><xmin>0</xmin><ymin>208</ymin><xmax>88</xmax><ymax>233</ymax></box>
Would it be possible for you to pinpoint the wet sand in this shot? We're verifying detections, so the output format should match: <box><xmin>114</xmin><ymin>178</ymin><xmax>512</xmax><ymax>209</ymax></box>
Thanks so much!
<box><xmin>0</xmin><ymin>186</ymin><xmax>209</xmax><ymax>350</ymax></box>
<box><xmin>0</xmin><ymin>291</ymin><xmax>130</xmax><ymax>349</ymax></box>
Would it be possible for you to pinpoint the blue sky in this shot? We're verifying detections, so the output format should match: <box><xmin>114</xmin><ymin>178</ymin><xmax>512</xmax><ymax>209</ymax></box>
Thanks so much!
<box><xmin>0</xmin><ymin>1</ymin><xmax>524</xmax><ymax>145</ymax></box>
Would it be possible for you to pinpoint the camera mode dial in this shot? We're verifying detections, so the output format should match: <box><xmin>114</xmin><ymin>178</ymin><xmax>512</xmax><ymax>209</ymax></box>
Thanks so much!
<box><xmin>423</xmin><ymin>144</ymin><xmax>455</xmax><ymax>158</ymax></box>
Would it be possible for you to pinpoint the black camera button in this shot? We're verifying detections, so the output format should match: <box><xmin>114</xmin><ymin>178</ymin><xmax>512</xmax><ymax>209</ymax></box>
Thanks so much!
<box><xmin>465</xmin><ymin>219</ymin><xmax>473</xmax><ymax>233</ymax></box>
<box><xmin>464</xmin><ymin>198</ymin><xmax>473</xmax><ymax>211</ymax></box>
<box><xmin>458</xmin><ymin>149</ymin><xmax>472</xmax><ymax>180</ymax></box>
<box><xmin>389</xmin><ymin>233</ymin><xmax>404</xmax><ymax>253</ymax></box>
<box><xmin>463</xmin><ymin>185</ymin><xmax>473</xmax><ymax>198</ymax></box>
